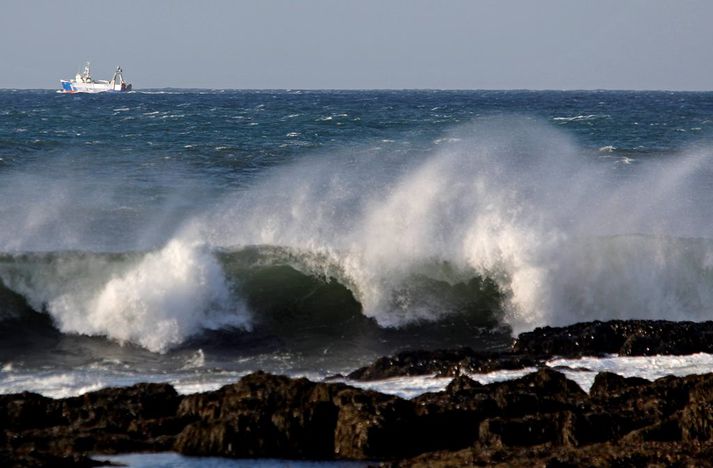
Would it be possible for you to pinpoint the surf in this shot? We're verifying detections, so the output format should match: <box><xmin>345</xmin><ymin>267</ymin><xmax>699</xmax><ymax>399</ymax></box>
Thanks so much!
<box><xmin>3</xmin><ymin>116</ymin><xmax>713</xmax><ymax>353</ymax></box>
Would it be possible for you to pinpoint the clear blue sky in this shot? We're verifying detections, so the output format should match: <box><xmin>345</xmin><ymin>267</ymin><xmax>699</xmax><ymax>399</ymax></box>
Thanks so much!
<box><xmin>2</xmin><ymin>0</ymin><xmax>713</xmax><ymax>90</ymax></box>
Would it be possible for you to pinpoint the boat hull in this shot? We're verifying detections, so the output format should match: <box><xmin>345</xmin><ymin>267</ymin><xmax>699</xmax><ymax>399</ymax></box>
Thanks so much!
<box><xmin>60</xmin><ymin>80</ymin><xmax>132</xmax><ymax>94</ymax></box>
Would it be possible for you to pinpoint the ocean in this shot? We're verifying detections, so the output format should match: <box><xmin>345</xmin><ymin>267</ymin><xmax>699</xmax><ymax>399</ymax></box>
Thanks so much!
<box><xmin>2</xmin><ymin>89</ymin><xmax>713</xmax><ymax>402</ymax></box>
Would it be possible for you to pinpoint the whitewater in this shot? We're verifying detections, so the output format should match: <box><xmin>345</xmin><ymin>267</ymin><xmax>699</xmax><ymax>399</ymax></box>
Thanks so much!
<box><xmin>2</xmin><ymin>89</ymin><xmax>713</xmax><ymax>397</ymax></box>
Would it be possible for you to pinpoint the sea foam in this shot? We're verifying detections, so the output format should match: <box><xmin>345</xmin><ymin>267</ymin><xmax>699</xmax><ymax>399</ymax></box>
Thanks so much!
<box><xmin>4</xmin><ymin>117</ymin><xmax>713</xmax><ymax>351</ymax></box>
<box><xmin>0</xmin><ymin>240</ymin><xmax>251</xmax><ymax>353</ymax></box>
<box><xmin>5</xmin><ymin>353</ymin><xmax>713</xmax><ymax>399</ymax></box>
<box><xmin>189</xmin><ymin>117</ymin><xmax>713</xmax><ymax>333</ymax></box>
<box><xmin>59</xmin><ymin>240</ymin><xmax>250</xmax><ymax>352</ymax></box>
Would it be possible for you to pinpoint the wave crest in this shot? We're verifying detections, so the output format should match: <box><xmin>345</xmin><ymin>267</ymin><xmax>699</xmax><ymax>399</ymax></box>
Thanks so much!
<box><xmin>5</xmin><ymin>117</ymin><xmax>713</xmax><ymax>351</ymax></box>
<box><xmin>0</xmin><ymin>241</ymin><xmax>251</xmax><ymax>353</ymax></box>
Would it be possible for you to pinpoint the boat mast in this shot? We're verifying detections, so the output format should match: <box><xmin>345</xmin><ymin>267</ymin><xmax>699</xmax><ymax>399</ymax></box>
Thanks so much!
<box><xmin>111</xmin><ymin>66</ymin><xmax>125</xmax><ymax>85</ymax></box>
<box><xmin>81</xmin><ymin>62</ymin><xmax>92</xmax><ymax>83</ymax></box>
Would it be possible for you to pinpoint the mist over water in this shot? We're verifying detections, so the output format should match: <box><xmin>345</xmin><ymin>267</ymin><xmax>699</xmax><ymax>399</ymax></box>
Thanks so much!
<box><xmin>4</xmin><ymin>116</ymin><xmax>713</xmax><ymax>353</ymax></box>
<box><xmin>186</xmin><ymin>117</ymin><xmax>713</xmax><ymax>336</ymax></box>
<box><xmin>2</xmin><ymin>90</ymin><xmax>713</xmax><ymax>381</ymax></box>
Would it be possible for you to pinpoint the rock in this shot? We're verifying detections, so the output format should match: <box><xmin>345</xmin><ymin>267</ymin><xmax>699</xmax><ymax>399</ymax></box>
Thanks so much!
<box><xmin>332</xmin><ymin>387</ymin><xmax>419</xmax><ymax>459</ymax></box>
<box><xmin>589</xmin><ymin>372</ymin><xmax>650</xmax><ymax>399</ymax></box>
<box><xmin>349</xmin><ymin>320</ymin><xmax>713</xmax><ymax>385</ymax></box>
<box><xmin>176</xmin><ymin>372</ymin><xmax>342</xmax><ymax>458</ymax></box>
<box><xmin>0</xmin><ymin>382</ymin><xmax>183</xmax><ymax>462</ymax></box>
<box><xmin>514</xmin><ymin>320</ymin><xmax>713</xmax><ymax>357</ymax></box>
<box><xmin>680</xmin><ymin>374</ymin><xmax>713</xmax><ymax>442</ymax></box>
<box><xmin>481</xmin><ymin>369</ymin><xmax>588</xmax><ymax>419</ymax></box>
<box><xmin>173</xmin><ymin>369</ymin><xmax>592</xmax><ymax>460</ymax></box>
<box><xmin>7</xmin><ymin>319</ymin><xmax>713</xmax><ymax>464</ymax></box>
<box><xmin>513</xmin><ymin>321</ymin><xmax>624</xmax><ymax>357</ymax></box>
<box><xmin>479</xmin><ymin>412</ymin><xmax>568</xmax><ymax>447</ymax></box>
<box><xmin>405</xmin><ymin>369</ymin><xmax>713</xmax><ymax>464</ymax></box>
<box><xmin>394</xmin><ymin>441</ymin><xmax>713</xmax><ymax>467</ymax></box>
<box><xmin>61</xmin><ymin>382</ymin><xmax>181</xmax><ymax>427</ymax></box>
<box><xmin>0</xmin><ymin>451</ymin><xmax>112</xmax><ymax>468</ymax></box>
<box><xmin>445</xmin><ymin>374</ymin><xmax>483</xmax><ymax>393</ymax></box>
<box><xmin>175</xmin><ymin>371</ymin><xmax>421</xmax><ymax>460</ymax></box>
<box><xmin>407</xmin><ymin>369</ymin><xmax>589</xmax><ymax>457</ymax></box>
<box><xmin>347</xmin><ymin>347</ymin><xmax>541</xmax><ymax>381</ymax></box>
<box><xmin>410</xmin><ymin>375</ymin><xmax>497</xmax><ymax>453</ymax></box>
<box><xmin>0</xmin><ymin>391</ymin><xmax>62</xmax><ymax>430</ymax></box>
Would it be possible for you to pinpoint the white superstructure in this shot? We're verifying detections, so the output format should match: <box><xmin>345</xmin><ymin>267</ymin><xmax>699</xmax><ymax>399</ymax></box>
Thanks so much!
<box><xmin>60</xmin><ymin>63</ymin><xmax>132</xmax><ymax>93</ymax></box>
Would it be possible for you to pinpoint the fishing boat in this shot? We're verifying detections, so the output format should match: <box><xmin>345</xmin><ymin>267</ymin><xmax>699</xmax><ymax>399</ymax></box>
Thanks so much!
<box><xmin>59</xmin><ymin>63</ymin><xmax>132</xmax><ymax>93</ymax></box>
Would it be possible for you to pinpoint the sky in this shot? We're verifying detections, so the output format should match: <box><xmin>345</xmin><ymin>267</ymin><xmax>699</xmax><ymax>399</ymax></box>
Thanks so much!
<box><xmin>2</xmin><ymin>0</ymin><xmax>713</xmax><ymax>90</ymax></box>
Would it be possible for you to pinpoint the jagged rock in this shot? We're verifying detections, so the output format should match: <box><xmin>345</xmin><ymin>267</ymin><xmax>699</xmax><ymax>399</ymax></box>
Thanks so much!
<box><xmin>588</xmin><ymin>372</ymin><xmax>650</xmax><ymax>399</ymax></box>
<box><xmin>347</xmin><ymin>347</ymin><xmax>540</xmax><ymax>381</ymax></box>
<box><xmin>514</xmin><ymin>320</ymin><xmax>713</xmax><ymax>357</ymax></box>
<box><xmin>176</xmin><ymin>373</ymin><xmax>342</xmax><ymax>458</ymax></box>
<box><xmin>0</xmin><ymin>383</ymin><xmax>183</xmax><ymax>462</ymax></box>
<box><xmin>489</xmin><ymin>368</ymin><xmax>588</xmax><ymax>416</ymax></box>
<box><xmin>393</xmin><ymin>441</ymin><xmax>713</xmax><ymax>467</ymax></box>
<box><xmin>410</xmin><ymin>376</ymin><xmax>497</xmax><ymax>453</ymax></box>
<box><xmin>680</xmin><ymin>374</ymin><xmax>713</xmax><ymax>442</ymax></box>
<box><xmin>479</xmin><ymin>412</ymin><xmax>571</xmax><ymax>447</ymax></box>
<box><xmin>349</xmin><ymin>320</ymin><xmax>713</xmax><ymax>385</ymax></box>
<box><xmin>175</xmin><ymin>371</ymin><xmax>421</xmax><ymax>460</ymax></box>
<box><xmin>0</xmin><ymin>451</ymin><xmax>112</xmax><ymax>468</ymax></box>
<box><xmin>5</xmin><ymin>319</ymin><xmax>713</xmax><ymax>465</ymax></box>
<box><xmin>61</xmin><ymin>382</ymin><xmax>181</xmax><ymax>432</ymax></box>
<box><xmin>0</xmin><ymin>391</ymin><xmax>61</xmax><ymax>430</ymax></box>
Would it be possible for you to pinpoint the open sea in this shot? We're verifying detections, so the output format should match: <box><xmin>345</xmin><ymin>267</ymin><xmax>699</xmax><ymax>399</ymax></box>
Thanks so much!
<box><xmin>2</xmin><ymin>89</ymin><xmax>713</xmax><ymax>413</ymax></box>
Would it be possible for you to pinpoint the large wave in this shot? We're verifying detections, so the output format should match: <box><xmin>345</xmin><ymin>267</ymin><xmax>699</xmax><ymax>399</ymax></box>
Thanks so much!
<box><xmin>187</xmin><ymin>117</ymin><xmax>713</xmax><ymax>331</ymax></box>
<box><xmin>3</xmin><ymin>117</ymin><xmax>713</xmax><ymax>352</ymax></box>
<box><xmin>0</xmin><ymin>242</ymin><xmax>250</xmax><ymax>352</ymax></box>
<box><xmin>0</xmin><ymin>244</ymin><xmax>503</xmax><ymax>353</ymax></box>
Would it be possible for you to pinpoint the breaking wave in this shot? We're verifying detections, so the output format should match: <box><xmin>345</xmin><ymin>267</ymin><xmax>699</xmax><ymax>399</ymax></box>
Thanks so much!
<box><xmin>3</xmin><ymin>117</ymin><xmax>713</xmax><ymax>352</ymax></box>
<box><xmin>0</xmin><ymin>242</ymin><xmax>250</xmax><ymax>353</ymax></box>
<box><xmin>0</xmin><ymin>243</ymin><xmax>503</xmax><ymax>353</ymax></box>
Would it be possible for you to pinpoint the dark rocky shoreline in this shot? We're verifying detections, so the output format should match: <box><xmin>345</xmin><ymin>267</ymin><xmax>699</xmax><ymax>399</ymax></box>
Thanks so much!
<box><xmin>4</xmin><ymin>319</ymin><xmax>713</xmax><ymax>467</ymax></box>
<box><xmin>347</xmin><ymin>319</ymin><xmax>713</xmax><ymax>381</ymax></box>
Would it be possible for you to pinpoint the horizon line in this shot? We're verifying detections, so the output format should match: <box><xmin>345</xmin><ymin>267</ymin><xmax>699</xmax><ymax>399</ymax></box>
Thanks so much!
<box><xmin>2</xmin><ymin>87</ymin><xmax>713</xmax><ymax>93</ymax></box>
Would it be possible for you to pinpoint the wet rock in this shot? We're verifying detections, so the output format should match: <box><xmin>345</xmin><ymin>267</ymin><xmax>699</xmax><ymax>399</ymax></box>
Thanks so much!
<box><xmin>410</xmin><ymin>376</ymin><xmax>497</xmax><ymax>452</ymax></box>
<box><xmin>680</xmin><ymin>374</ymin><xmax>713</xmax><ymax>442</ymax></box>
<box><xmin>0</xmin><ymin>451</ymin><xmax>112</xmax><ymax>468</ymax></box>
<box><xmin>394</xmin><ymin>441</ymin><xmax>713</xmax><ymax>468</ymax></box>
<box><xmin>347</xmin><ymin>347</ymin><xmax>540</xmax><ymax>381</ymax></box>
<box><xmin>0</xmin><ymin>382</ymin><xmax>183</xmax><ymax>462</ymax></box>
<box><xmin>514</xmin><ymin>319</ymin><xmax>713</xmax><ymax>357</ymax></box>
<box><xmin>176</xmin><ymin>372</ymin><xmax>342</xmax><ymax>458</ymax></box>
<box><xmin>0</xmin><ymin>391</ymin><xmax>62</xmax><ymax>430</ymax></box>
<box><xmin>349</xmin><ymin>320</ymin><xmax>713</xmax><ymax>385</ymax></box>
<box><xmin>444</xmin><ymin>374</ymin><xmax>483</xmax><ymax>394</ymax></box>
<box><xmin>399</xmin><ymin>370</ymin><xmax>713</xmax><ymax>465</ymax></box>
<box><xmin>332</xmin><ymin>387</ymin><xmax>419</xmax><ymax>459</ymax></box>
<box><xmin>61</xmin><ymin>382</ymin><xmax>181</xmax><ymax>431</ymax></box>
<box><xmin>175</xmin><ymin>371</ymin><xmax>421</xmax><ymax>460</ymax></box>
<box><xmin>479</xmin><ymin>412</ymin><xmax>570</xmax><ymax>447</ymax></box>
<box><xmin>589</xmin><ymin>372</ymin><xmax>650</xmax><ymax>399</ymax></box>
<box><xmin>489</xmin><ymin>368</ymin><xmax>588</xmax><ymax>416</ymax></box>
<box><xmin>6</xmin><ymin>319</ymin><xmax>713</xmax><ymax>465</ymax></box>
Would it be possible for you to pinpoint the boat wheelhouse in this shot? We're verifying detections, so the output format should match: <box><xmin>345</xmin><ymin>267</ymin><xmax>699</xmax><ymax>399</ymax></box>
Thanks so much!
<box><xmin>60</xmin><ymin>63</ymin><xmax>132</xmax><ymax>93</ymax></box>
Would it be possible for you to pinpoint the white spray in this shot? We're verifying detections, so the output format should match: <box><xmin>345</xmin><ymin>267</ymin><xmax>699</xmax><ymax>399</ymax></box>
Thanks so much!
<box><xmin>191</xmin><ymin>117</ymin><xmax>713</xmax><ymax>332</ymax></box>
<box><xmin>4</xmin><ymin>116</ymin><xmax>713</xmax><ymax>350</ymax></box>
<box><xmin>0</xmin><ymin>241</ymin><xmax>250</xmax><ymax>353</ymax></box>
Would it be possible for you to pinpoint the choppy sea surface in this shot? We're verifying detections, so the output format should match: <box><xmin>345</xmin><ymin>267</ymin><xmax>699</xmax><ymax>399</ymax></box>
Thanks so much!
<box><xmin>2</xmin><ymin>89</ymin><xmax>713</xmax><ymax>398</ymax></box>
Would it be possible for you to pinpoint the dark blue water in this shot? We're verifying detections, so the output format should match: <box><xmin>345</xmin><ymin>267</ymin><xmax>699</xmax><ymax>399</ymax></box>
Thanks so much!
<box><xmin>2</xmin><ymin>89</ymin><xmax>713</xmax><ymax>397</ymax></box>
<box><xmin>3</xmin><ymin>89</ymin><xmax>712</xmax><ymax>250</ymax></box>
<box><xmin>4</xmin><ymin>90</ymin><xmax>713</xmax><ymax>165</ymax></box>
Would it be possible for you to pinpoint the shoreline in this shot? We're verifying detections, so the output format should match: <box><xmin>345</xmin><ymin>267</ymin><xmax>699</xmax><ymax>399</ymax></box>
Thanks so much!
<box><xmin>346</xmin><ymin>319</ymin><xmax>713</xmax><ymax>381</ymax></box>
<box><xmin>4</xmin><ymin>319</ymin><xmax>713</xmax><ymax>466</ymax></box>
